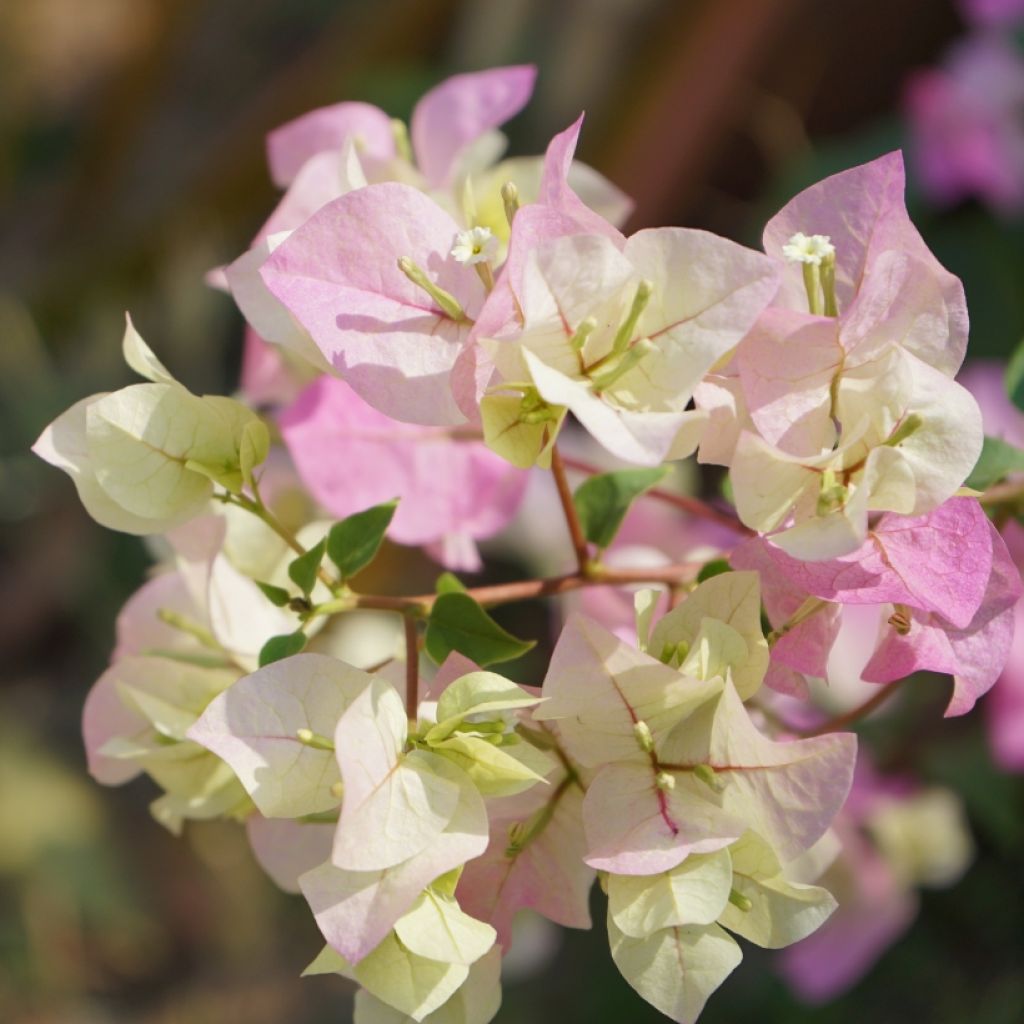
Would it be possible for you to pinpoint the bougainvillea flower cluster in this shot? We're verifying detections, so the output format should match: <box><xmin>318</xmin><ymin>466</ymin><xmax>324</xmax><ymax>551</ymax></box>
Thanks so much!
<box><xmin>33</xmin><ymin>66</ymin><xmax>1024</xmax><ymax>1023</ymax></box>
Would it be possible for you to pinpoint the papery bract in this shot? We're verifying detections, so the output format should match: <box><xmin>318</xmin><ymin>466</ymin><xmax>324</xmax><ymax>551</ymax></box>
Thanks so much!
<box><xmin>457</xmin><ymin>765</ymin><xmax>593</xmax><ymax>947</ymax></box>
<box><xmin>608</xmin><ymin>916</ymin><xmax>742</xmax><ymax>1024</ymax></box>
<box><xmin>261</xmin><ymin>183</ymin><xmax>486</xmax><ymax>425</ymax></box>
<box><xmin>188</xmin><ymin>653</ymin><xmax>374</xmax><ymax>817</ymax></box>
<box><xmin>753</xmin><ymin>498</ymin><xmax>994</xmax><ymax>629</ymax></box>
<box><xmin>280</xmin><ymin>376</ymin><xmax>528</xmax><ymax>571</ymax></box>
<box><xmin>353</xmin><ymin>946</ymin><xmax>502</xmax><ymax>1024</ymax></box>
<box><xmin>33</xmin><ymin>318</ymin><xmax>268</xmax><ymax>535</ymax></box>
<box><xmin>762</xmin><ymin>151</ymin><xmax>968</xmax><ymax>370</ymax></box>
<box><xmin>411</xmin><ymin>65</ymin><xmax>536</xmax><ymax>187</ymax></box>
<box><xmin>332</xmin><ymin>678</ymin><xmax>479</xmax><ymax>871</ymax></box>
<box><xmin>716</xmin><ymin>831</ymin><xmax>836</xmax><ymax>948</ymax></box>
<box><xmin>300</xmin><ymin>775</ymin><xmax>487</xmax><ymax>963</ymax></box>
<box><xmin>480</xmin><ymin>227</ymin><xmax>779</xmax><ymax>466</ymax></box>
<box><xmin>647</xmin><ymin>571</ymin><xmax>769</xmax><ymax>700</ymax></box>
<box><xmin>535</xmin><ymin>613</ymin><xmax>722</xmax><ymax>768</ymax></box>
<box><xmin>246</xmin><ymin>815</ymin><xmax>335</xmax><ymax>894</ymax></box>
<box><xmin>606</xmin><ymin>848</ymin><xmax>733</xmax><ymax>935</ymax></box>
<box><xmin>657</xmin><ymin>684</ymin><xmax>857</xmax><ymax>864</ymax></box>
<box><xmin>860</xmin><ymin>519</ymin><xmax>1022</xmax><ymax>715</ymax></box>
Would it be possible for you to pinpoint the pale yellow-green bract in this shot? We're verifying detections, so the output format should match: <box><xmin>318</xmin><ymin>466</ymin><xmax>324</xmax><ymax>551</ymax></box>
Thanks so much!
<box><xmin>33</xmin><ymin>315</ymin><xmax>269</xmax><ymax>535</ymax></box>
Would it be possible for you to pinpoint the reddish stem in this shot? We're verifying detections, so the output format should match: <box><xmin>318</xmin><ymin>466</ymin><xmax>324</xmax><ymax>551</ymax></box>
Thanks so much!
<box><xmin>350</xmin><ymin>562</ymin><xmax>702</xmax><ymax>615</ymax></box>
<box><xmin>802</xmin><ymin>680</ymin><xmax>905</xmax><ymax>736</ymax></box>
<box><xmin>550</xmin><ymin>446</ymin><xmax>592</xmax><ymax>571</ymax></box>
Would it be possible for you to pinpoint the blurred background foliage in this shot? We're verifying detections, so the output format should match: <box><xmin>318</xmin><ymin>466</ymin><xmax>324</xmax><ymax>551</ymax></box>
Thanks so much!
<box><xmin>2</xmin><ymin>1</ymin><xmax>1023</xmax><ymax>1022</ymax></box>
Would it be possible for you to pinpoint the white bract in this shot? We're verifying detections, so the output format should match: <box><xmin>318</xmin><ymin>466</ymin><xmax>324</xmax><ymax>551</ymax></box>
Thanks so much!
<box><xmin>32</xmin><ymin>317</ymin><xmax>268</xmax><ymax>535</ymax></box>
<box><xmin>481</xmin><ymin>230</ymin><xmax>779</xmax><ymax>467</ymax></box>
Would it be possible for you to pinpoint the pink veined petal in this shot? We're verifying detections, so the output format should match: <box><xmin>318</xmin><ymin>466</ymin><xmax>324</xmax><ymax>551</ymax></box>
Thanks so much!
<box><xmin>581</xmin><ymin>761</ymin><xmax>744</xmax><ymax>875</ymax></box>
<box><xmin>731</xmin><ymin>538</ymin><xmax>841</xmax><ymax>682</ymax></box>
<box><xmin>452</xmin><ymin>201</ymin><xmax>611</xmax><ymax>422</ymax></box>
<box><xmin>259</xmin><ymin>182</ymin><xmax>486</xmax><ymax>425</ymax></box>
<box><xmin>862</xmin><ymin>521</ymin><xmax>1022</xmax><ymax>716</ymax></box>
<box><xmin>537</xmin><ymin>115</ymin><xmax>627</xmax><ymax>243</ymax></box>
<box><xmin>736</xmin><ymin>308</ymin><xmax>841</xmax><ymax>456</ymax></box>
<box><xmin>278</xmin><ymin>376</ymin><xmax>528</xmax><ymax>552</ymax></box>
<box><xmin>258</xmin><ymin>145</ymin><xmax>368</xmax><ymax>243</ymax></box>
<box><xmin>760</xmin><ymin>499</ymin><xmax>994</xmax><ymax>630</ymax></box>
<box><xmin>265</xmin><ymin>101</ymin><xmax>394</xmax><ymax>188</ymax></box>
<box><xmin>838</xmin><ymin>250</ymin><xmax>962</xmax><ymax>377</ymax></box>
<box><xmin>763</xmin><ymin>151</ymin><xmax>968</xmax><ymax>367</ymax></box>
<box><xmin>411</xmin><ymin>65</ymin><xmax>537</xmax><ymax>187</ymax></box>
<box><xmin>458</xmin><ymin>777</ymin><xmax>595</xmax><ymax>948</ymax></box>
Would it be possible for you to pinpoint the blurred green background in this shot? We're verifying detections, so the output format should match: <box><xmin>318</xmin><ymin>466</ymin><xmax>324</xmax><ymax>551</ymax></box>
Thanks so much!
<box><xmin>3</xmin><ymin>1</ymin><xmax>1023</xmax><ymax>1021</ymax></box>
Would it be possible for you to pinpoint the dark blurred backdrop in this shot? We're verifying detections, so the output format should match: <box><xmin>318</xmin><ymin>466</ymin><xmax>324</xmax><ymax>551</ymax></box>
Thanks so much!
<box><xmin>2</xmin><ymin>1</ymin><xmax>1023</xmax><ymax>1022</ymax></box>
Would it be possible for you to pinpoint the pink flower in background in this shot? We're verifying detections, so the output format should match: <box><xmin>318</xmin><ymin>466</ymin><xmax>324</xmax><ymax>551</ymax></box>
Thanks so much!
<box><xmin>279</xmin><ymin>376</ymin><xmax>529</xmax><ymax>571</ymax></box>
<box><xmin>958</xmin><ymin>0</ymin><xmax>1024</xmax><ymax>28</ymax></box>
<box><xmin>959</xmin><ymin>359</ymin><xmax>1024</xmax><ymax>445</ymax></box>
<box><xmin>987</xmin><ymin>520</ymin><xmax>1024</xmax><ymax>769</ymax></box>
<box><xmin>266</xmin><ymin>66</ymin><xmax>537</xmax><ymax>189</ymax></box>
<box><xmin>960</xmin><ymin>362</ymin><xmax>1024</xmax><ymax>768</ymax></box>
<box><xmin>905</xmin><ymin>34</ymin><xmax>1024</xmax><ymax>215</ymax></box>
<box><xmin>781</xmin><ymin>757</ymin><xmax>972</xmax><ymax>1002</ymax></box>
<box><xmin>781</xmin><ymin>821</ymin><xmax>915</xmax><ymax>1003</ymax></box>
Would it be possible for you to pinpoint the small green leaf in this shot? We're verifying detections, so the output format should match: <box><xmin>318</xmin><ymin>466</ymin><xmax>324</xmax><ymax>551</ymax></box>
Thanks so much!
<box><xmin>1005</xmin><ymin>338</ymin><xmax>1024</xmax><ymax>413</ymax></box>
<box><xmin>425</xmin><ymin>593</ymin><xmax>535</xmax><ymax>668</ymax></box>
<box><xmin>697</xmin><ymin>559</ymin><xmax>732</xmax><ymax>583</ymax></box>
<box><xmin>326</xmin><ymin>500</ymin><xmax>398</xmax><ymax>580</ymax></box>
<box><xmin>573</xmin><ymin>468</ymin><xmax>668</xmax><ymax>549</ymax></box>
<box><xmin>256</xmin><ymin>581</ymin><xmax>292</xmax><ymax>607</ymax></box>
<box><xmin>965</xmin><ymin>435</ymin><xmax>1024</xmax><ymax>491</ymax></box>
<box><xmin>258</xmin><ymin>630</ymin><xmax>307</xmax><ymax>667</ymax></box>
<box><xmin>435</xmin><ymin>572</ymin><xmax>467</xmax><ymax>595</ymax></box>
<box><xmin>288</xmin><ymin>539</ymin><xmax>326</xmax><ymax>597</ymax></box>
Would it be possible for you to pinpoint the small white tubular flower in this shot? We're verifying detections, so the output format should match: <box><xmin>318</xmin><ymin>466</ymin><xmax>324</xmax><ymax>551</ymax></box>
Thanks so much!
<box><xmin>782</xmin><ymin>232</ymin><xmax>835</xmax><ymax>266</ymax></box>
<box><xmin>450</xmin><ymin>226</ymin><xmax>498</xmax><ymax>265</ymax></box>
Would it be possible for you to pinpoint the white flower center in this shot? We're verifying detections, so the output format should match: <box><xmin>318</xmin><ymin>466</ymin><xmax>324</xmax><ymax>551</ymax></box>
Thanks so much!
<box><xmin>450</xmin><ymin>226</ymin><xmax>498</xmax><ymax>265</ymax></box>
<box><xmin>782</xmin><ymin>232</ymin><xmax>835</xmax><ymax>266</ymax></box>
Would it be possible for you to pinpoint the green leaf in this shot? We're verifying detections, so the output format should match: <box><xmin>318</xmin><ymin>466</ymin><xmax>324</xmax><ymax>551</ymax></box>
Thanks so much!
<box><xmin>1005</xmin><ymin>337</ymin><xmax>1024</xmax><ymax>413</ymax></box>
<box><xmin>288</xmin><ymin>539</ymin><xmax>326</xmax><ymax>597</ymax></box>
<box><xmin>326</xmin><ymin>500</ymin><xmax>398</xmax><ymax>580</ymax></box>
<box><xmin>572</xmin><ymin>467</ymin><xmax>668</xmax><ymax>548</ymax></box>
<box><xmin>425</xmin><ymin>593</ymin><xmax>535</xmax><ymax>668</ymax></box>
<box><xmin>435</xmin><ymin>571</ymin><xmax>467</xmax><ymax>595</ymax></box>
<box><xmin>256</xmin><ymin>581</ymin><xmax>292</xmax><ymax>607</ymax></box>
<box><xmin>258</xmin><ymin>630</ymin><xmax>307</xmax><ymax>667</ymax></box>
<box><xmin>697</xmin><ymin>559</ymin><xmax>731</xmax><ymax>583</ymax></box>
<box><xmin>965</xmin><ymin>435</ymin><xmax>1024</xmax><ymax>491</ymax></box>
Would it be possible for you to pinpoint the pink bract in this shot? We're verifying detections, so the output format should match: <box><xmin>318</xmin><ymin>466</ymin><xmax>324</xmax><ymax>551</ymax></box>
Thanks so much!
<box><xmin>260</xmin><ymin>182</ymin><xmax>485</xmax><ymax>425</ymax></box>
<box><xmin>763</xmin><ymin>151</ymin><xmax>968</xmax><ymax>370</ymax></box>
<box><xmin>412</xmin><ymin>65</ymin><xmax>537</xmax><ymax>186</ymax></box>
<box><xmin>279</xmin><ymin>376</ymin><xmax>529</xmax><ymax>571</ymax></box>
<box><xmin>758</xmin><ymin>499</ymin><xmax>994</xmax><ymax>631</ymax></box>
